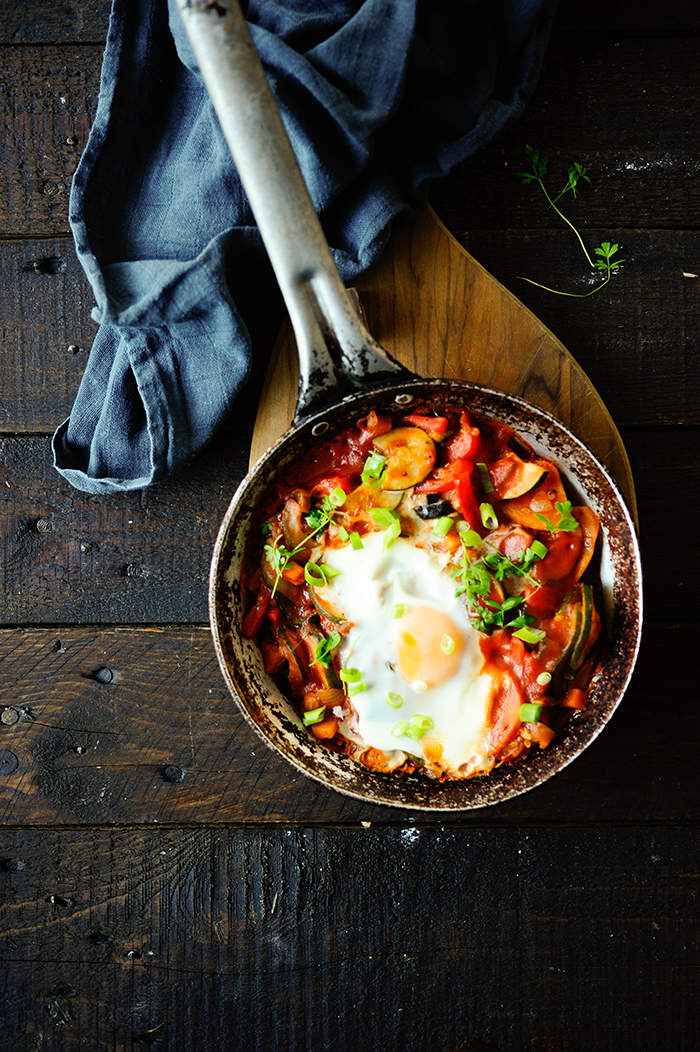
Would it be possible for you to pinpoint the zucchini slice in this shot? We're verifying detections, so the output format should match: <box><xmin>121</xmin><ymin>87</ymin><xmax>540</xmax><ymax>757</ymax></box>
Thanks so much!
<box><xmin>372</xmin><ymin>427</ymin><xmax>436</xmax><ymax>490</ymax></box>
<box><xmin>309</xmin><ymin>583</ymin><xmax>347</xmax><ymax>626</ymax></box>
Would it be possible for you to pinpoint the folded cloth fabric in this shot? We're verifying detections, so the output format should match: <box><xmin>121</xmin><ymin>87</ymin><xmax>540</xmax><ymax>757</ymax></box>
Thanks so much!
<box><xmin>53</xmin><ymin>0</ymin><xmax>558</xmax><ymax>493</ymax></box>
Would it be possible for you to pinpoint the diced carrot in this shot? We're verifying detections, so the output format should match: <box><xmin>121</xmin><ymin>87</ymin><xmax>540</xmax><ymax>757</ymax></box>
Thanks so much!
<box><xmin>561</xmin><ymin>688</ymin><xmax>587</xmax><ymax>710</ymax></box>
<box><xmin>303</xmin><ymin>689</ymin><xmax>344</xmax><ymax>711</ymax></box>
<box><xmin>280</xmin><ymin>561</ymin><xmax>305</xmax><ymax>586</ymax></box>
<box><xmin>534</xmin><ymin>724</ymin><xmax>557</xmax><ymax>748</ymax></box>
<box><xmin>311</xmin><ymin>717</ymin><xmax>339</xmax><ymax>740</ymax></box>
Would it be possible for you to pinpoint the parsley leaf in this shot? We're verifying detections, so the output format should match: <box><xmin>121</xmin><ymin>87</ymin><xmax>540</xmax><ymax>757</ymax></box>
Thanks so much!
<box><xmin>311</xmin><ymin>631</ymin><xmax>341</xmax><ymax>667</ymax></box>
<box><xmin>535</xmin><ymin>501</ymin><xmax>578</xmax><ymax>532</ymax></box>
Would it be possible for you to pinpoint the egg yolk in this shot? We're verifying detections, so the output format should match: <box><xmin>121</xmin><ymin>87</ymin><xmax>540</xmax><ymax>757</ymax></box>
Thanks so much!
<box><xmin>395</xmin><ymin>606</ymin><xmax>464</xmax><ymax>687</ymax></box>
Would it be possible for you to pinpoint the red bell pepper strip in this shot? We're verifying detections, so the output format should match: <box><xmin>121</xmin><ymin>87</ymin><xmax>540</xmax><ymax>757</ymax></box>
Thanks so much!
<box><xmin>403</xmin><ymin>414</ymin><xmax>449</xmax><ymax>438</ymax></box>
<box><xmin>454</xmin><ymin>470</ymin><xmax>484</xmax><ymax>533</ymax></box>
<box><xmin>415</xmin><ymin>457</ymin><xmax>473</xmax><ymax>493</ymax></box>
<box><xmin>415</xmin><ymin>457</ymin><xmax>484</xmax><ymax>532</ymax></box>
<box><xmin>445</xmin><ymin>412</ymin><xmax>481</xmax><ymax>460</ymax></box>
<box><xmin>241</xmin><ymin>584</ymin><xmax>271</xmax><ymax>638</ymax></box>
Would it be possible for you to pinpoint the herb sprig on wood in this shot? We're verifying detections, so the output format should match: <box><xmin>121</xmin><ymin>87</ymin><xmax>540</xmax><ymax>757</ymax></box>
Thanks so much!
<box><xmin>517</xmin><ymin>145</ymin><xmax>624</xmax><ymax>298</ymax></box>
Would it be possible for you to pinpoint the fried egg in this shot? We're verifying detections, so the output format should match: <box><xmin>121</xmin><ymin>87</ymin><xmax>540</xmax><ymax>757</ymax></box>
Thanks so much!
<box><xmin>318</xmin><ymin>530</ymin><xmax>495</xmax><ymax>772</ymax></box>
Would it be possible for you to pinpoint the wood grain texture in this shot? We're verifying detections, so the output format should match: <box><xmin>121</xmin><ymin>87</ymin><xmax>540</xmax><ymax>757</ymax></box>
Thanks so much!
<box><xmin>0</xmin><ymin>435</ymin><xmax>249</xmax><ymax>625</ymax></box>
<box><xmin>453</xmin><ymin>229</ymin><xmax>700</xmax><ymax>428</ymax></box>
<box><xmin>430</xmin><ymin>36</ymin><xmax>700</xmax><ymax>232</ymax></box>
<box><xmin>0</xmin><ymin>619</ymin><xmax>695</xmax><ymax>826</ymax></box>
<box><xmin>0</xmin><ymin>238</ymin><xmax>97</xmax><ymax>431</ymax></box>
<box><xmin>0</xmin><ymin>230</ymin><xmax>695</xmax><ymax>433</ymax></box>
<box><xmin>0</xmin><ymin>826</ymin><xmax>699</xmax><ymax>1052</ymax></box>
<box><xmin>0</xmin><ymin>2</ymin><xmax>111</xmax><ymax>44</ymax></box>
<box><xmin>0</xmin><ymin>46</ymin><xmax>101</xmax><ymax>237</ymax></box>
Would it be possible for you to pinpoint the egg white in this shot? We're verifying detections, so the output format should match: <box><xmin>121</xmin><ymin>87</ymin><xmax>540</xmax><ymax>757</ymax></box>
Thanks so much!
<box><xmin>318</xmin><ymin>530</ymin><xmax>495</xmax><ymax>772</ymax></box>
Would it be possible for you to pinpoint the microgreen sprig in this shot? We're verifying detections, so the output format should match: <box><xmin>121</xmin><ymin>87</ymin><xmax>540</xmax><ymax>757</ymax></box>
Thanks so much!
<box><xmin>264</xmin><ymin>488</ymin><xmax>347</xmax><ymax>597</ymax></box>
<box><xmin>451</xmin><ymin>532</ymin><xmax>546</xmax><ymax>635</ymax></box>
<box><xmin>517</xmin><ymin>145</ymin><xmax>624</xmax><ymax>298</ymax></box>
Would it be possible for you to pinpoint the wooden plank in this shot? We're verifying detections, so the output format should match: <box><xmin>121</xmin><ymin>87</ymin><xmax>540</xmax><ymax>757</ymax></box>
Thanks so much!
<box><xmin>430</xmin><ymin>37</ymin><xmax>700</xmax><ymax>231</ymax></box>
<box><xmin>0</xmin><ymin>46</ymin><xmax>101</xmax><ymax>237</ymax></box>
<box><xmin>0</xmin><ymin>825</ymin><xmax>698</xmax><ymax>1051</ymax></box>
<box><xmin>0</xmin><ymin>434</ymin><xmax>250</xmax><ymax>625</ymax></box>
<box><xmin>452</xmin><ymin>228</ymin><xmax>700</xmax><ymax>428</ymax></box>
<box><xmin>0</xmin><ymin>426</ymin><xmax>694</xmax><ymax>624</ymax></box>
<box><xmin>1</xmin><ymin>37</ymin><xmax>699</xmax><ymax>239</ymax></box>
<box><xmin>0</xmin><ymin>238</ymin><xmax>97</xmax><ymax>431</ymax></box>
<box><xmin>0</xmin><ymin>229</ymin><xmax>696</xmax><ymax>435</ymax></box>
<box><xmin>555</xmin><ymin>1</ymin><xmax>700</xmax><ymax>35</ymax></box>
<box><xmin>0</xmin><ymin>237</ymin><xmax>281</xmax><ymax>434</ymax></box>
<box><xmin>0</xmin><ymin>2</ymin><xmax>110</xmax><ymax>44</ymax></box>
<box><xmin>0</xmin><ymin>620</ymin><xmax>695</xmax><ymax>826</ymax></box>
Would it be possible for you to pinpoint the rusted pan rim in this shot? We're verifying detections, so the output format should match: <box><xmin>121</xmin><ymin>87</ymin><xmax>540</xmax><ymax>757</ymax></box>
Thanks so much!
<box><xmin>209</xmin><ymin>378</ymin><xmax>642</xmax><ymax>811</ymax></box>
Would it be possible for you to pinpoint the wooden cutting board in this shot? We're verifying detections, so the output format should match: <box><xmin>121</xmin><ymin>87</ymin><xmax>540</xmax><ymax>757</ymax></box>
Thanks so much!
<box><xmin>250</xmin><ymin>205</ymin><xmax>637</xmax><ymax>525</ymax></box>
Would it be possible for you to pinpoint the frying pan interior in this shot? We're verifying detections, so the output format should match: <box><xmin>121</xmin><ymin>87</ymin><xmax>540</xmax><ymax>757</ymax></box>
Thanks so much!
<box><xmin>210</xmin><ymin>379</ymin><xmax>642</xmax><ymax>811</ymax></box>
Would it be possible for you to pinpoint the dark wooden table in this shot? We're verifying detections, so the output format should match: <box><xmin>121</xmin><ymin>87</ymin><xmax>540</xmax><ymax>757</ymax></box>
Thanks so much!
<box><xmin>1</xmin><ymin>3</ymin><xmax>698</xmax><ymax>1049</ymax></box>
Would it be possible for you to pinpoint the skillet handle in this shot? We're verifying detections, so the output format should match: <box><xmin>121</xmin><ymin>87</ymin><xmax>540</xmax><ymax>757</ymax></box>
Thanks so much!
<box><xmin>175</xmin><ymin>0</ymin><xmax>408</xmax><ymax>419</ymax></box>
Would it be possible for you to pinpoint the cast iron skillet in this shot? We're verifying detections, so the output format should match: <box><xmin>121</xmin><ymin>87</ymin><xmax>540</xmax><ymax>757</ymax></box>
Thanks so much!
<box><xmin>176</xmin><ymin>0</ymin><xmax>643</xmax><ymax>810</ymax></box>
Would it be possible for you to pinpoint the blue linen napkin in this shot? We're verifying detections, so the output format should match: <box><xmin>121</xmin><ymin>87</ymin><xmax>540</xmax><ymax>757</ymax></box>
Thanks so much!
<box><xmin>53</xmin><ymin>0</ymin><xmax>558</xmax><ymax>493</ymax></box>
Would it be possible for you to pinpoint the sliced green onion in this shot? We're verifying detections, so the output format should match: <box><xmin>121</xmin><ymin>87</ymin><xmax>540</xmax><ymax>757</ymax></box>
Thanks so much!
<box><xmin>440</xmin><ymin>634</ymin><xmax>455</xmax><ymax>655</ymax></box>
<box><xmin>410</xmin><ymin>714</ymin><xmax>435</xmax><ymax>730</ymax></box>
<box><xmin>337</xmin><ymin>525</ymin><xmax>350</xmax><ymax>542</ymax></box>
<box><xmin>304</xmin><ymin>561</ymin><xmax>341</xmax><ymax>587</ymax></box>
<box><xmin>477</xmin><ymin>463</ymin><xmax>495</xmax><ymax>493</ymax></box>
<box><xmin>479</xmin><ymin>502</ymin><xmax>499</xmax><ymax>530</ymax></box>
<box><xmin>329</xmin><ymin>486</ymin><xmax>347</xmax><ymax>507</ymax></box>
<box><xmin>405</xmin><ymin>725</ymin><xmax>426</xmax><ymax>741</ymax></box>
<box><xmin>386</xmin><ymin>692</ymin><xmax>404</xmax><ymax>709</ymax></box>
<box><xmin>348</xmin><ymin>682</ymin><xmax>366</xmax><ymax>697</ymax></box>
<box><xmin>362</xmin><ymin>452</ymin><xmax>387</xmax><ymax>486</ymax></box>
<box><xmin>350</xmin><ymin>531</ymin><xmax>363</xmax><ymax>550</ymax></box>
<box><xmin>391</xmin><ymin>721</ymin><xmax>409</xmax><ymax>738</ymax></box>
<box><xmin>303</xmin><ymin>706</ymin><xmax>327</xmax><ymax>726</ymax></box>
<box><xmin>513</xmin><ymin>626</ymin><xmax>546</xmax><ymax>645</ymax></box>
<box><xmin>432</xmin><ymin>516</ymin><xmax>454</xmax><ymax>537</ymax></box>
<box><xmin>519</xmin><ymin>702</ymin><xmax>544</xmax><ymax>723</ymax></box>
<box><xmin>304</xmin><ymin>562</ymin><xmax>326</xmax><ymax>587</ymax></box>
<box><xmin>383</xmin><ymin>518</ymin><xmax>402</xmax><ymax>550</ymax></box>
<box><xmin>370</xmin><ymin>507</ymin><xmax>398</xmax><ymax>529</ymax></box>
<box><xmin>458</xmin><ymin>524</ymin><xmax>482</xmax><ymax>547</ymax></box>
<box><xmin>339</xmin><ymin>667</ymin><xmax>362</xmax><ymax>683</ymax></box>
<box><xmin>536</xmin><ymin>671</ymin><xmax>552</xmax><ymax>686</ymax></box>
<box><xmin>391</xmin><ymin>603</ymin><xmax>405</xmax><ymax>619</ymax></box>
<box><xmin>529</xmin><ymin>539</ymin><xmax>548</xmax><ymax>560</ymax></box>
